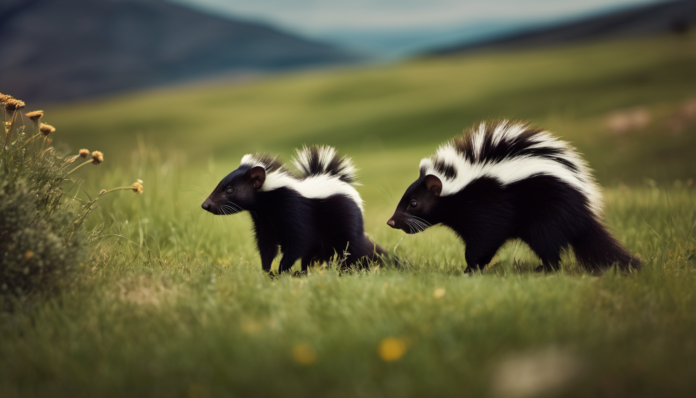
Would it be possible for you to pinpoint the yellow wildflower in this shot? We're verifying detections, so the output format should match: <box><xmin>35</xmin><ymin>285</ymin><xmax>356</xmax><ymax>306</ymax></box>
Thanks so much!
<box><xmin>91</xmin><ymin>151</ymin><xmax>104</xmax><ymax>165</ymax></box>
<box><xmin>292</xmin><ymin>344</ymin><xmax>317</xmax><ymax>365</ymax></box>
<box><xmin>25</xmin><ymin>110</ymin><xmax>44</xmax><ymax>122</ymax></box>
<box><xmin>4</xmin><ymin>98</ymin><xmax>25</xmax><ymax>111</ymax></box>
<box><xmin>131</xmin><ymin>181</ymin><xmax>143</xmax><ymax>194</ymax></box>
<box><xmin>378</xmin><ymin>337</ymin><xmax>408</xmax><ymax>362</ymax></box>
<box><xmin>39</xmin><ymin>123</ymin><xmax>56</xmax><ymax>136</ymax></box>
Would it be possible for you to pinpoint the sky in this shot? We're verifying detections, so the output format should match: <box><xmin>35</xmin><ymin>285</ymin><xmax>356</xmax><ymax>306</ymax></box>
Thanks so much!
<box><xmin>168</xmin><ymin>0</ymin><xmax>663</xmax><ymax>34</ymax></box>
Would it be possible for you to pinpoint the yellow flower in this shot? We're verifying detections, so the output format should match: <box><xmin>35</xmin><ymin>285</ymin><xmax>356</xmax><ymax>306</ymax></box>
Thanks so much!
<box><xmin>91</xmin><ymin>151</ymin><xmax>104</xmax><ymax>165</ymax></box>
<box><xmin>292</xmin><ymin>344</ymin><xmax>317</xmax><ymax>365</ymax></box>
<box><xmin>131</xmin><ymin>181</ymin><xmax>143</xmax><ymax>194</ymax></box>
<box><xmin>79</xmin><ymin>148</ymin><xmax>90</xmax><ymax>158</ymax></box>
<box><xmin>39</xmin><ymin>123</ymin><xmax>56</xmax><ymax>136</ymax></box>
<box><xmin>4</xmin><ymin>98</ymin><xmax>25</xmax><ymax>111</ymax></box>
<box><xmin>433</xmin><ymin>288</ymin><xmax>446</xmax><ymax>299</ymax></box>
<box><xmin>378</xmin><ymin>337</ymin><xmax>408</xmax><ymax>362</ymax></box>
<box><xmin>25</xmin><ymin>110</ymin><xmax>44</xmax><ymax>122</ymax></box>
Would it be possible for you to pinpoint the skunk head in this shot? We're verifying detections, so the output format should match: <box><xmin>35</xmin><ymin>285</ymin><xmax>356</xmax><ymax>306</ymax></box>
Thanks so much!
<box><xmin>387</xmin><ymin>174</ymin><xmax>442</xmax><ymax>234</ymax></box>
<box><xmin>201</xmin><ymin>165</ymin><xmax>267</xmax><ymax>215</ymax></box>
<box><xmin>202</xmin><ymin>154</ymin><xmax>288</xmax><ymax>215</ymax></box>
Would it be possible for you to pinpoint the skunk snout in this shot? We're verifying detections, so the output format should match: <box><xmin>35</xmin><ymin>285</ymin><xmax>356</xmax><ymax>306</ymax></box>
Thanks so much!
<box><xmin>387</xmin><ymin>214</ymin><xmax>419</xmax><ymax>234</ymax></box>
<box><xmin>201</xmin><ymin>199</ymin><xmax>213</xmax><ymax>212</ymax></box>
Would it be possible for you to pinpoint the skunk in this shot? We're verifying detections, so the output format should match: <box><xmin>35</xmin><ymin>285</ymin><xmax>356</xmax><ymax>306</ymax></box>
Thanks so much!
<box><xmin>387</xmin><ymin>120</ymin><xmax>641</xmax><ymax>273</ymax></box>
<box><xmin>202</xmin><ymin>146</ymin><xmax>387</xmax><ymax>274</ymax></box>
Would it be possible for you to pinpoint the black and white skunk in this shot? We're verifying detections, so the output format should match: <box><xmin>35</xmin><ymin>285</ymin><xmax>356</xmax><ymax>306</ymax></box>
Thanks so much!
<box><xmin>387</xmin><ymin>120</ymin><xmax>641</xmax><ymax>273</ymax></box>
<box><xmin>202</xmin><ymin>146</ymin><xmax>387</xmax><ymax>274</ymax></box>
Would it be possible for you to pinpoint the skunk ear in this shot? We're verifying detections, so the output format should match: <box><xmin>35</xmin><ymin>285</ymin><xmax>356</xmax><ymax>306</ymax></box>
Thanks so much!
<box><xmin>424</xmin><ymin>175</ymin><xmax>442</xmax><ymax>196</ymax></box>
<box><xmin>248</xmin><ymin>166</ymin><xmax>266</xmax><ymax>189</ymax></box>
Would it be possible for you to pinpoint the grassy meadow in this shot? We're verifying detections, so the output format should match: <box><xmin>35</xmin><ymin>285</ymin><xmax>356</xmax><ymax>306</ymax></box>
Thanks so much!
<box><xmin>2</xmin><ymin>35</ymin><xmax>696</xmax><ymax>397</ymax></box>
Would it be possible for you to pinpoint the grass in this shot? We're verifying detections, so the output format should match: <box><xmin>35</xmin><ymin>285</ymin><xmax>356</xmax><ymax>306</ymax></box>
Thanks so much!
<box><xmin>2</xmin><ymin>35</ymin><xmax>696</xmax><ymax>397</ymax></box>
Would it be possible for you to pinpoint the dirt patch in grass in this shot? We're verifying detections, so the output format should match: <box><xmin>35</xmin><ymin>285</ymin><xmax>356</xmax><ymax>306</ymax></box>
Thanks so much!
<box><xmin>115</xmin><ymin>276</ymin><xmax>185</xmax><ymax>307</ymax></box>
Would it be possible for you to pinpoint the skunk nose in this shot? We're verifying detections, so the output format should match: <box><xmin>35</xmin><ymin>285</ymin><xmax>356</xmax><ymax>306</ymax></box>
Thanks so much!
<box><xmin>387</xmin><ymin>219</ymin><xmax>396</xmax><ymax>228</ymax></box>
<box><xmin>202</xmin><ymin>202</ymin><xmax>210</xmax><ymax>211</ymax></box>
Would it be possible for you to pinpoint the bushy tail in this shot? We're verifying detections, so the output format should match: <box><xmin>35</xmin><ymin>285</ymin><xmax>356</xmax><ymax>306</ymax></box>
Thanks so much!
<box><xmin>292</xmin><ymin>145</ymin><xmax>358</xmax><ymax>184</ymax></box>
<box><xmin>571</xmin><ymin>218</ymin><xmax>642</xmax><ymax>272</ymax></box>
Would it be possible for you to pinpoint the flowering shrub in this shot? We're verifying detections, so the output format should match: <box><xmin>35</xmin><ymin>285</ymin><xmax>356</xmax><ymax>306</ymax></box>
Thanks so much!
<box><xmin>0</xmin><ymin>92</ymin><xmax>142</xmax><ymax>298</ymax></box>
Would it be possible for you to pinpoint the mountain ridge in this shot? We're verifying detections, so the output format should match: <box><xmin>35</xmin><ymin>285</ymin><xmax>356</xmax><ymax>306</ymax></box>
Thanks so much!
<box><xmin>0</xmin><ymin>0</ymin><xmax>359</xmax><ymax>103</ymax></box>
<box><xmin>429</xmin><ymin>0</ymin><xmax>695</xmax><ymax>55</ymax></box>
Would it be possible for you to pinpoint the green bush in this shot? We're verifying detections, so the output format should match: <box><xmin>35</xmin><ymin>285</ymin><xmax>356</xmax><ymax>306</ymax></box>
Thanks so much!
<box><xmin>0</xmin><ymin>95</ymin><xmax>141</xmax><ymax>298</ymax></box>
<box><xmin>0</xmin><ymin>178</ymin><xmax>86</xmax><ymax>297</ymax></box>
<box><xmin>0</xmin><ymin>102</ymin><xmax>86</xmax><ymax>297</ymax></box>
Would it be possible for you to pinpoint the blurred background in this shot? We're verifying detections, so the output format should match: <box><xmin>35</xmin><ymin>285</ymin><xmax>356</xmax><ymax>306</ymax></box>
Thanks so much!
<box><xmin>1</xmin><ymin>0</ymin><xmax>694</xmax><ymax>152</ymax></box>
<box><xmin>1</xmin><ymin>0</ymin><xmax>694</xmax><ymax>237</ymax></box>
<box><xmin>2</xmin><ymin>0</ymin><xmax>694</xmax><ymax>242</ymax></box>
<box><xmin>2</xmin><ymin>0</ymin><xmax>694</xmax><ymax>102</ymax></box>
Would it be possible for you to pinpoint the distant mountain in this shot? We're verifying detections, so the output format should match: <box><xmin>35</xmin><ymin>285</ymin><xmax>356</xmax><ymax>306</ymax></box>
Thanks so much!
<box><xmin>317</xmin><ymin>21</ymin><xmax>538</xmax><ymax>59</ymax></box>
<box><xmin>430</xmin><ymin>0</ymin><xmax>696</xmax><ymax>55</ymax></box>
<box><xmin>0</xmin><ymin>0</ymin><xmax>359</xmax><ymax>103</ymax></box>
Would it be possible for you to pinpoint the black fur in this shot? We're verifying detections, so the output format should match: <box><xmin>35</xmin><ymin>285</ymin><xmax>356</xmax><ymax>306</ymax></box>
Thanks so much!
<box><xmin>203</xmin><ymin>155</ymin><xmax>386</xmax><ymax>274</ymax></box>
<box><xmin>388</xmin><ymin>124</ymin><xmax>641</xmax><ymax>273</ymax></box>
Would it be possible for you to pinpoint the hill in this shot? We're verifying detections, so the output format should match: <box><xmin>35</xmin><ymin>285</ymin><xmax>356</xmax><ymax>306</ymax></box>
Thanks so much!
<box><xmin>430</xmin><ymin>0</ymin><xmax>696</xmax><ymax>55</ymax></box>
<box><xmin>0</xmin><ymin>0</ymin><xmax>358</xmax><ymax>102</ymax></box>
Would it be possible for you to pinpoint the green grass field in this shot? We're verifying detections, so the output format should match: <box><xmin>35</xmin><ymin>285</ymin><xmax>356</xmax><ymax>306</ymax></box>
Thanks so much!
<box><xmin>2</xmin><ymin>35</ymin><xmax>696</xmax><ymax>397</ymax></box>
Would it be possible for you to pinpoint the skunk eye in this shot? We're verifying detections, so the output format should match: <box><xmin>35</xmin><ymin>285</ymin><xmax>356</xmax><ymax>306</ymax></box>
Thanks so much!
<box><xmin>409</xmin><ymin>200</ymin><xmax>418</xmax><ymax>208</ymax></box>
<box><xmin>225</xmin><ymin>187</ymin><xmax>233</xmax><ymax>194</ymax></box>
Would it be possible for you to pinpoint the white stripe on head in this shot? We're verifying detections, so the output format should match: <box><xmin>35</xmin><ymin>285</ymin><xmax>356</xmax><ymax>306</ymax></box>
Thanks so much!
<box><xmin>241</xmin><ymin>154</ymin><xmax>257</xmax><ymax>167</ymax></box>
